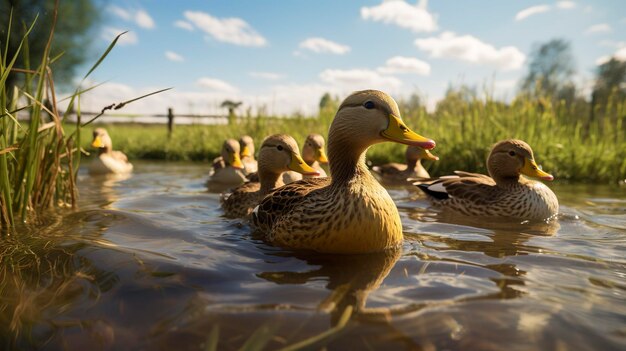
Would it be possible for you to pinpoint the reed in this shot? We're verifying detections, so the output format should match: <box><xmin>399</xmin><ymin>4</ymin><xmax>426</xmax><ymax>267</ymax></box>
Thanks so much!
<box><xmin>0</xmin><ymin>5</ymin><xmax>165</xmax><ymax>230</ymax></box>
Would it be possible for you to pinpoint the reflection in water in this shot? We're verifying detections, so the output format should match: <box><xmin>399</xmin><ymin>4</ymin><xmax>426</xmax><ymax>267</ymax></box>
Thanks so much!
<box><xmin>1</xmin><ymin>163</ymin><xmax>625</xmax><ymax>350</ymax></box>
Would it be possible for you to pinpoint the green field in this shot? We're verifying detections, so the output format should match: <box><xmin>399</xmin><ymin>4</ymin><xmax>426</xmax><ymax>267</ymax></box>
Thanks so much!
<box><xmin>77</xmin><ymin>95</ymin><xmax>626</xmax><ymax>184</ymax></box>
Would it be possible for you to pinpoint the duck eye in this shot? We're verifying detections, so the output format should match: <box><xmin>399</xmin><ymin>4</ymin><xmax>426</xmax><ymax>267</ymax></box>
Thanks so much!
<box><xmin>277</xmin><ymin>145</ymin><xmax>283</xmax><ymax>151</ymax></box>
<box><xmin>508</xmin><ymin>151</ymin><xmax>516</xmax><ymax>156</ymax></box>
<box><xmin>363</xmin><ymin>101</ymin><xmax>375</xmax><ymax>109</ymax></box>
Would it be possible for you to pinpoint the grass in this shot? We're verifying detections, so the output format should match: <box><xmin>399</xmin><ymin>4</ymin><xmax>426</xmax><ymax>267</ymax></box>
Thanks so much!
<box><xmin>76</xmin><ymin>93</ymin><xmax>625</xmax><ymax>184</ymax></box>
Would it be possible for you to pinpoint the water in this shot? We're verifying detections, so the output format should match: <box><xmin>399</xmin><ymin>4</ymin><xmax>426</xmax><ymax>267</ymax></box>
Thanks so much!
<box><xmin>2</xmin><ymin>162</ymin><xmax>625</xmax><ymax>350</ymax></box>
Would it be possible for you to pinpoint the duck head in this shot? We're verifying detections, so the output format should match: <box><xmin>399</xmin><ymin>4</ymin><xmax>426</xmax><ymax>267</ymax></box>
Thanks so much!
<box><xmin>239</xmin><ymin>135</ymin><xmax>255</xmax><ymax>159</ymax></box>
<box><xmin>302</xmin><ymin>133</ymin><xmax>328</xmax><ymax>165</ymax></box>
<box><xmin>406</xmin><ymin>145</ymin><xmax>439</xmax><ymax>163</ymax></box>
<box><xmin>258</xmin><ymin>134</ymin><xmax>319</xmax><ymax>177</ymax></box>
<box><xmin>488</xmin><ymin>139</ymin><xmax>553</xmax><ymax>183</ymax></box>
<box><xmin>221</xmin><ymin>139</ymin><xmax>244</xmax><ymax>169</ymax></box>
<box><xmin>91</xmin><ymin>128</ymin><xmax>113</xmax><ymax>153</ymax></box>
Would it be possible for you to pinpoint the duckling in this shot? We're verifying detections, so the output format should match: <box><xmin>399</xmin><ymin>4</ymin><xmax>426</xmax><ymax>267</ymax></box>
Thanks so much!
<box><xmin>221</xmin><ymin>134</ymin><xmax>319</xmax><ymax>218</ymax></box>
<box><xmin>416</xmin><ymin>139</ymin><xmax>558</xmax><ymax>221</ymax></box>
<box><xmin>252</xmin><ymin>90</ymin><xmax>436</xmax><ymax>253</ymax></box>
<box><xmin>207</xmin><ymin>139</ymin><xmax>246</xmax><ymax>192</ymax></box>
<box><xmin>89</xmin><ymin>128</ymin><xmax>133</xmax><ymax>175</ymax></box>
<box><xmin>282</xmin><ymin>133</ymin><xmax>329</xmax><ymax>183</ymax></box>
<box><xmin>239</xmin><ymin>135</ymin><xmax>258</xmax><ymax>175</ymax></box>
<box><xmin>372</xmin><ymin>145</ymin><xmax>438</xmax><ymax>185</ymax></box>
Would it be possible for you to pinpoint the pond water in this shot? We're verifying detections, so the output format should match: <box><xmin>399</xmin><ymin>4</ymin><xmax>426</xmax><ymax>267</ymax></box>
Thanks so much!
<box><xmin>2</xmin><ymin>162</ymin><xmax>625</xmax><ymax>350</ymax></box>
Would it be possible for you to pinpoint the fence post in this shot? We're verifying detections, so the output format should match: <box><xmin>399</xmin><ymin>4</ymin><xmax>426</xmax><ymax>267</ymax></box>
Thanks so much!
<box><xmin>167</xmin><ymin>107</ymin><xmax>174</xmax><ymax>137</ymax></box>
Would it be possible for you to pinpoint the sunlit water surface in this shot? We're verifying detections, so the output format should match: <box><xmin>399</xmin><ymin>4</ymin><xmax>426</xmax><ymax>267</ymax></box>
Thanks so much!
<box><xmin>2</xmin><ymin>162</ymin><xmax>625</xmax><ymax>350</ymax></box>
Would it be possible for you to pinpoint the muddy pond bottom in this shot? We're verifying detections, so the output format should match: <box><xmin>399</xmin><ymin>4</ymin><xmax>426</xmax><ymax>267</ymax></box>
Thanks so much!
<box><xmin>2</xmin><ymin>162</ymin><xmax>625</xmax><ymax>350</ymax></box>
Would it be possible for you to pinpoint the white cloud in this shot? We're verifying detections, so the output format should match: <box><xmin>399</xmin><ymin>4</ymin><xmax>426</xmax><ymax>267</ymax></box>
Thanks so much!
<box><xmin>556</xmin><ymin>1</ymin><xmax>576</xmax><ymax>9</ymax></box>
<box><xmin>415</xmin><ymin>32</ymin><xmax>525</xmax><ymax>70</ymax></box>
<box><xmin>319</xmin><ymin>69</ymin><xmax>402</xmax><ymax>92</ymax></box>
<box><xmin>174</xmin><ymin>20</ymin><xmax>194</xmax><ymax>31</ymax></box>
<box><xmin>515</xmin><ymin>5</ymin><xmax>551</xmax><ymax>21</ymax></box>
<box><xmin>183</xmin><ymin>11</ymin><xmax>267</xmax><ymax>47</ymax></box>
<box><xmin>108</xmin><ymin>6</ymin><xmax>155</xmax><ymax>30</ymax></box>
<box><xmin>197</xmin><ymin>77</ymin><xmax>239</xmax><ymax>93</ymax></box>
<box><xmin>165</xmin><ymin>51</ymin><xmax>184</xmax><ymax>62</ymax></box>
<box><xmin>585</xmin><ymin>23</ymin><xmax>611</xmax><ymax>35</ymax></box>
<box><xmin>135</xmin><ymin>9</ymin><xmax>155</xmax><ymax>29</ymax></box>
<box><xmin>361</xmin><ymin>0</ymin><xmax>437</xmax><ymax>33</ymax></box>
<box><xmin>249</xmin><ymin>72</ymin><xmax>284</xmax><ymax>80</ymax></box>
<box><xmin>596</xmin><ymin>47</ymin><xmax>626</xmax><ymax>65</ymax></box>
<box><xmin>109</xmin><ymin>5</ymin><xmax>131</xmax><ymax>21</ymax></box>
<box><xmin>299</xmin><ymin>37</ymin><xmax>351</xmax><ymax>55</ymax></box>
<box><xmin>102</xmin><ymin>27</ymin><xmax>138</xmax><ymax>45</ymax></box>
<box><xmin>377</xmin><ymin>56</ymin><xmax>430</xmax><ymax>76</ymax></box>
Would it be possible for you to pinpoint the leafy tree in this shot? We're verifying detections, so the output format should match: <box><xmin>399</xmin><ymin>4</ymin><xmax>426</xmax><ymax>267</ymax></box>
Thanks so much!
<box><xmin>591</xmin><ymin>58</ymin><xmax>626</xmax><ymax>122</ymax></box>
<box><xmin>0</xmin><ymin>0</ymin><xmax>102</xmax><ymax>90</ymax></box>
<box><xmin>221</xmin><ymin>100</ymin><xmax>242</xmax><ymax>124</ymax></box>
<box><xmin>520</xmin><ymin>39</ymin><xmax>576</xmax><ymax>100</ymax></box>
<box><xmin>318</xmin><ymin>92</ymin><xmax>339</xmax><ymax>113</ymax></box>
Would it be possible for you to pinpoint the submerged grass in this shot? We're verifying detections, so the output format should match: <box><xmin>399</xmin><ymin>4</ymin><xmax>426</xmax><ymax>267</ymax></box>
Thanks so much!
<box><xmin>77</xmin><ymin>94</ymin><xmax>626</xmax><ymax>183</ymax></box>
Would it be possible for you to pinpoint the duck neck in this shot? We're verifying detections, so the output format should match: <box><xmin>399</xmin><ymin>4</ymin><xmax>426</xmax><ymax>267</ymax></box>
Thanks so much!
<box><xmin>493</xmin><ymin>174</ymin><xmax>520</xmax><ymax>188</ymax></box>
<box><xmin>258</xmin><ymin>169</ymin><xmax>283</xmax><ymax>195</ymax></box>
<box><xmin>407</xmin><ymin>158</ymin><xmax>419</xmax><ymax>171</ymax></box>
<box><xmin>98</xmin><ymin>146</ymin><xmax>112</xmax><ymax>155</ymax></box>
<box><xmin>328</xmin><ymin>137</ymin><xmax>371</xmax><ymax>187</ymax></box>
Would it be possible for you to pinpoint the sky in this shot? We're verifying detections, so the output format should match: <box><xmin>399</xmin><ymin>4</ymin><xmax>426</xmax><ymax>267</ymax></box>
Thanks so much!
<box><xmin>76</xmin><ymin>0</ymin><xmax>626</xmax><ymax>116</ymax></box>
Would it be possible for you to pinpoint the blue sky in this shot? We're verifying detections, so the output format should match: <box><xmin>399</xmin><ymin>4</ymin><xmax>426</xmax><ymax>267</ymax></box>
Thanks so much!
<box><xmin>80</xmin><ymin>0</ymin><xmax>626</xmax><ymax>115</ymax></box>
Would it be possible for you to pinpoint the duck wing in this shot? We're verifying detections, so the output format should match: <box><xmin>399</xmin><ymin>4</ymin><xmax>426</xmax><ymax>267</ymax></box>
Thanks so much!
<box><xmin>417</xmin><ymin>173</ymin><xmax>499</xmax><ymax>203</ymax></box>
<box><xmin>252</xmin><ymin>177</ymin><xmax>330</xmax><ymax>232</ymax></box>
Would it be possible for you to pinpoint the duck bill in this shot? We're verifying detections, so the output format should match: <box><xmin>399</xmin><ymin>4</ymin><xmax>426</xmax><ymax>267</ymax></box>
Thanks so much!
<box><xmin>423</xmin><ymin>149</ymin><xmax>439</xmax><ymax>161</ymax></box>
<box><xmin>315</xmin><ymin>148</ymin><xmax>329</xmax><ymax>164</ymax></box>
<box><xmin>521</xmin><ymin>158</ymin><xmax>554</xmax><ymax>181</ymax></box>
<box><xmin>241</xmin><ymin>145</ymin><xmax>251</xmax><ymax>157</ymax></box>
<box><xmin>289</xmin><ymin>153</ymin><xmax>320</xmax><ymax>176</ymax></box>
<box><xmin>229</xmin><ymin>153</ymin><xmax>244</xmax><ymax>169</ymax></box>
<box><xmin>91</xmin><ymin>136</ymin><xmax>103</xmax><ymax>148</ymax></box>
<box><xmin>381</xmin><ymin>114</ymin><xmax>436</xmax><ymax>150</ymax></box>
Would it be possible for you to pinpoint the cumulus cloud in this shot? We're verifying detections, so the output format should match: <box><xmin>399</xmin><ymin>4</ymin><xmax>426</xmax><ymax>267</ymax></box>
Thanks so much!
<box><xmin>299</xmin><ymin>38</ymin><xmax>351</xmax><ymax>55</ymax></box>
<box><xmin>556</xmin><ymin>1</ymin><xmax>576</xmax><ymax>9</ymax></box>
<box><xmin>361</xmin><ymin>0</ymin><xmax>437</xmax><ymax>33</ymax></box>
<box><xmin>515</xmin><ymin>5</ymin><xmax>551</xmax><ymax>21</ymax></box>
<box><xmin>585</xmin><ymin>23</ymin><xmax>611</xmax><ymax>35</ymax></box>
<box><xmin>319</xmin><ymin>69</ymin><xmax>402</xmax><ymax>92</ymax></box>
<box><xmin>377</xmin><ymin>56</ymin><xmax>431</xmax><ymax>76</ymax></box>
<box><xmin>197</xmin><ymin>77</ymin><xmax>239</xmax><ymax>93</ymax></box>
<box><xmin>183</xmin><ymin>11</ymin><xmax>267</xmax><ymax>47</ymax></box>
<box><xmin>414</xmin><ymin>31</ymin><xmax>525</xmax><ymax>70</ymax></box>
<box><xmin>135</xmin><ymin>9</ymin><xmax>155</xmax><ymax>29</ymax></box>
<box><xmin>596</xmin><ymin>47</ymin><xmax>626</xmax><ymax>65</ymax></box>
<box><xmin>109</xmin><ymin>6</ymin><xmax>155</xmax><ymax>29</ymax></box>
<box><xmin>249</xmin><ymin>72</ymin><xmax>285</xmax><ymax>80</ymax></box>
<box><xmin>102</xmin><ymin>27</ymin><xmax>138</xmax><ymax>45</ymax></box>
<box><xmin>174</xmin><ymin>20</ymin><xmax>194</xmax><ymax>31</ymax></box>
<box><xmin>165</xmin><ymin>51</ymin><xmax>184</xmax><ymax>62</ymax></box>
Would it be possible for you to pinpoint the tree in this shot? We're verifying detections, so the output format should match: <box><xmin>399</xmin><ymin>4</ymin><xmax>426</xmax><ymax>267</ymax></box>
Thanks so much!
<box><xmin>520</xmin><ymin>39</ymin><xmax>576</xmax><ymax>100</ymax></box>
<box><xmin>591</xmin><ymin>58</ymin><xmax>626</xmax><ymax>121</ymax></box>
<box><xmin>221</xmin><ymin>100</ymin><xmax>242</xmax><ymax>124</ymax></box>
<box><xmin>0</xmin><ymin>0</ymin><xmax>102</xmax><ymax>90</ymax></box>
<box><xmin>318</xmin><ymin>92</ymin><xmax>339</xmax><ymax>113</ymax></box>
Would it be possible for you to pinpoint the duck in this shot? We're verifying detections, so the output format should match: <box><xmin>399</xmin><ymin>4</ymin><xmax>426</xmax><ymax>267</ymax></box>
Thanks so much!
<box><xmin>207</xmin><ymin>139</ymin><xmax>246</xmax><ymax>192</ymax></box>
<box><xmin>239</xmin><ymin>135</ymin><xmax>258</xmax><ymax>175</ymax></box>
<box><xmin>89</xmin><ymin>128</ymin><xmax>133</xmax><ymax>175</ymax></box>
<box><xmin>371</xmin><ymin>145</ymin><xmax>438</xmax><ymax>185</ymax></box>
<box><xmin>282</xmin><ymin>133</ymin><xmax>329</xmax><ymax>183</ymax></box>
<box><xmin>416</xmin><ymin>139</ymin><xmax>558</xmax><ymax>221</ymax></box>
<box><xmin>251</xmin><ymin>90</ymin><xmax>436</xmax><ymax>254</ymax></box>
<box><xmin>221</xmin><ymin>134</ymin><xmax>319</xmax><ymax>218</ymax></box>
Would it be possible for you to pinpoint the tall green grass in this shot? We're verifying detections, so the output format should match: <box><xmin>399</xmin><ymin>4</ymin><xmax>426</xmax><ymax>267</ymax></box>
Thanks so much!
<box><xmin>0</xmin><ymin>6</ymin><xmax>163</xmax><ymax>229</ymax></box>
<box><xmin>77</xmin><ymin>93</ymin><xmax>625</xmax><ymax>183</ymax></box>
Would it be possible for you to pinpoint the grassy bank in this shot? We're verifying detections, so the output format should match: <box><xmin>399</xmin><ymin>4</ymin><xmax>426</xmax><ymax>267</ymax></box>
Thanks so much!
<box><xmin>77</xmin><ymin>95</ymin><xmax>626</xmax><ymax>184</ymax></box>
